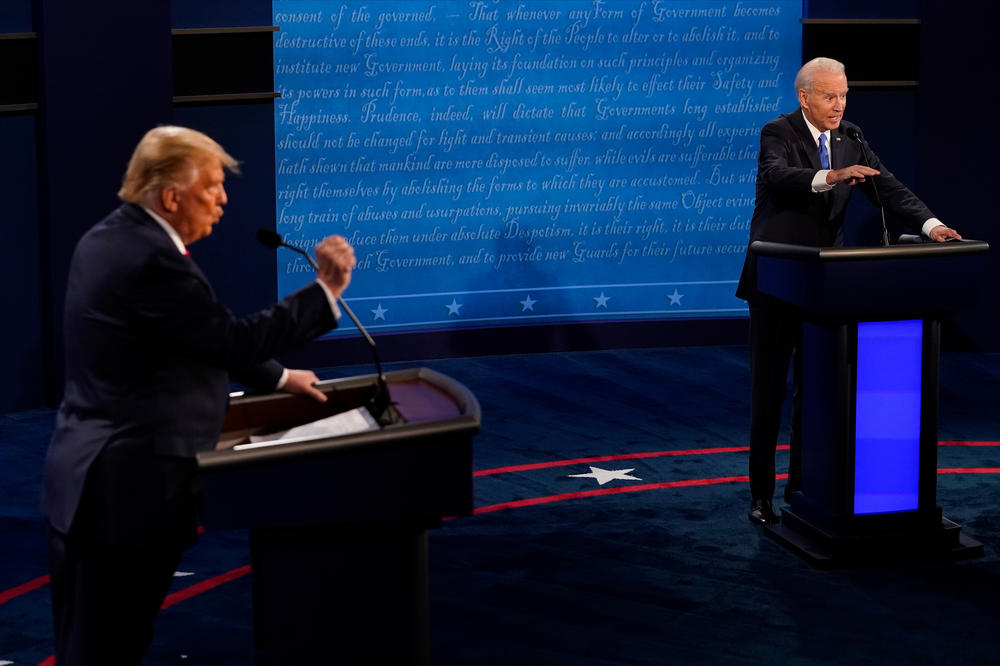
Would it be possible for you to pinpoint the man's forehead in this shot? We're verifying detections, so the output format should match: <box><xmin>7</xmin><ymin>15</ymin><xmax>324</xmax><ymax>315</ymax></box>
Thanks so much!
<box><xmin>813</xmin><ymin>72</ymin><xmax>847</xmax><ymax>93</ymax></box>
<box><xmin>196</xmin><ymin>156</ymin><xmax>225</xmax><ymax>181</ymax></box>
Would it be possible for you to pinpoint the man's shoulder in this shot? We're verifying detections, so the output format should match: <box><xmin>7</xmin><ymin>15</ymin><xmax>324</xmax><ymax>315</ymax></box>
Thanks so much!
<box><xmin>94</xmin><ymin>202</ymin><xmax>153</xmax><ymax>229</ymax></box>
<box><xmin>73</xmin><ymin>204</ymin><xmax>180</xmax><ymax>277</ymax></box>
<box><xmin>775</xmin><ymin>108</ymin><xmax>813</xmax><ymax>128</ymax></box>
<box><xmin>84</xmin><ymin>204</ymin><xmax>167</xmax><ymax>248</ymax></box>
<box><xmin>760</xmin><ymin>111</ymin><xmax>804</xmax><ymax>142</ymax></box>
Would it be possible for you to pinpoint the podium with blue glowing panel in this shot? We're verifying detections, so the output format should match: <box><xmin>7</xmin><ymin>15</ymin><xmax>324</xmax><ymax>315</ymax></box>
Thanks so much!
<box><xmin>752</xmin><ymin>239</ymin><xmax>989</xmax><ymax>566</ymax></box>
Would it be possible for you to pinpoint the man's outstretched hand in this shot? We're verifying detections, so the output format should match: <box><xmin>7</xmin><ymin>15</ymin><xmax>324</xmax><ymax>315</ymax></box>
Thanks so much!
<box><xmin>827</xmin><ymin>165</ymin><xmax>880</xmax><ymax>186</ymax></box>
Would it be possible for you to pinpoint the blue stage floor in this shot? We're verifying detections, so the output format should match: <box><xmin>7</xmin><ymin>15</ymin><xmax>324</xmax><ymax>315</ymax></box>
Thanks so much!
<box><xmin>2</xmin><ymin>346</ymin><xmax>999</xmax><ymax>665</ymax></box>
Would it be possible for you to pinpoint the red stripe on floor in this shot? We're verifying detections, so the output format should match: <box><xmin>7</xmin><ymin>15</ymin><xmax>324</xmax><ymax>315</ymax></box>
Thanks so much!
<box><xmin>938</xmin><ymin>467</ymin><xmax>1000</xmax><ymax>474</ymax></box>
<box><xmin>475</xmin><ymin>444</ymin><xmax>790</xmax><ymax>477</ymax></box>
<box><xmin>473</xmin><ymin>474</ymin><xmax>774</xmax><ymax>514</ymax></box>
<box><xmin>160</xmin><ymin>565</ymin><xmax>251</xmax><ymax>610</ymax></box>
<box><xmin>474</xmin><ymin>441</ymin><xmax>1000</xmax><ymax>478</ymax></box>
<box><xmin>0</xmin><ymin>574</ymin><xmax>49</xmax><ymax>606</ymax></box>
<box><xmin>939</xmin><ymin>441</ymin><xmax>1000</xmax><ymax>447</ymax></box>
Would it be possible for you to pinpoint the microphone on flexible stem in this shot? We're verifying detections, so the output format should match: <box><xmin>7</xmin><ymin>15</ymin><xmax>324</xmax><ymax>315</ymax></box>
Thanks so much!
<box><xmin>256</xmin><ymin>228</ymin><xmax>399</xmax><ymax>425</ymax></box>
<box><xmin>846</xmin><ymin>127</ymin><xmax>890</xmax><ymax>247</ymax></box>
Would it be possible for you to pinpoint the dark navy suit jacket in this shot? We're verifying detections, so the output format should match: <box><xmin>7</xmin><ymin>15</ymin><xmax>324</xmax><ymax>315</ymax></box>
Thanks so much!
<box><xmin>42</xmin><ymin>203</ymin><xmax>337</xmax><ymax>547</ymax></box>
<box><xmin>736</xmin><ymin>109</ymin><xmax>935</xmax><ymax>303</ymax></box>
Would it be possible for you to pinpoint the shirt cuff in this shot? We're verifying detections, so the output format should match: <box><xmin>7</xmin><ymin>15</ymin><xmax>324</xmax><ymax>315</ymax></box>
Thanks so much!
<box><xmin>921</xmin><ymin>218</ymin><xmax>944</xmax><ymax>236</ymax></box>
<box><xmin>812</xmin><ymin>170</ymin><xmax>834</xmax><ymax>192</ymax></box>
<box><xmin>275</xmin><ymin>367</ymin><xmax>289</xmax><ymax>391</ymax></box>
<box><xmin>314</xmin><ymin>279</ymin><xmax>342</xmax><ymax>320</ymax></box>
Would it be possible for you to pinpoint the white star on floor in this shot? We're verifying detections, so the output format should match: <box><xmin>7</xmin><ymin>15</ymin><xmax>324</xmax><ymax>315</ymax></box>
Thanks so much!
<box><xmin>667</xmin><ymin>289</ymin><xmax>684</xmax><ymax>306</ymax></box>
<box><xmin>568</xmin><ymin>466</ymin><xmax>642</xmax><ymax>485</ymax></box>
<box><xmin>594</xmin><ymin>292</ymin><xmax>610</xmax><ymax>309</ymax></box>
<box><xmin>446</xmin><ymin>298</ymin><xmax>463</xmax><ymax>316</ymax></box>
<box><xmin>371</xmin><ymin>304</ymin><xmax>388</xmax><ymax>320</ymax></box>
<box><xmin>520</xmin><ymin>294</ymin><xmax>537</xmax><ymax>311</ymax></box>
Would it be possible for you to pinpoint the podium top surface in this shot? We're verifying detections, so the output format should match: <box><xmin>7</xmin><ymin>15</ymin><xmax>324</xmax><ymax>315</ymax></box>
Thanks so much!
<box><xmin>199</xmin><ymin>366</ymin><xmax>480</xmax><ymax>469</ymax></box>
<box><xmin>752</xmin><ymin>240</ymin><xmax>989</xmax><ymax>320</ymax></box>
<box><xmin>751</xmin><ymin>239</ymin><xmax>989</xmax><ymax>262</ymax></box>
<box><xmin>196</xmin><ymin>366</ymin><xmax>480</xmax><ymax>528</ymax></box>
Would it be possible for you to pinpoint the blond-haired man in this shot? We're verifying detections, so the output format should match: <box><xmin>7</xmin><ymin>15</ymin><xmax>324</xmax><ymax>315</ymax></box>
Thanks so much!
<box><xmin>43</xmin><ymin>126</ymin><xmax>355</xmax><ymax>664</ymax></box>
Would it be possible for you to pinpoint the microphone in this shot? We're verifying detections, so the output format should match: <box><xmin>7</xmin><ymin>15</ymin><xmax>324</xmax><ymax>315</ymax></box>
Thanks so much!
<box><xmin>845</xmin><ymin>127</ymin><xmax>890</xmax><ymax>247</ymax></box>
<box><xmin>256</xmin><ymin>229</ymin><xmax>400</xmax><ymax>425</ymax></box>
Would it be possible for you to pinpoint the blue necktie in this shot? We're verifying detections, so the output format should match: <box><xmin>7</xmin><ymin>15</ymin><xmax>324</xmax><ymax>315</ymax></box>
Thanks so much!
<box><xmin>818</xmin><ymin>133</ymin><xmax>830</xmax><ymax>169</ymax></box>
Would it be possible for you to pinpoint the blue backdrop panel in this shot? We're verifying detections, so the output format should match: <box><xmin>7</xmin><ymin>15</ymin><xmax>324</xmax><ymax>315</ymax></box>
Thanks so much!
<box><xmin>273</xmin><ymin>0</ymin><xmax>801</xmax><ymax>334</ymax></box>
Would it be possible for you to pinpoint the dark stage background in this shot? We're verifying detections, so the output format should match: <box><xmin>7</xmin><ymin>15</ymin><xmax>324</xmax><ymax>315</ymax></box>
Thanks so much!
<box><xmin>1</xmin><ymin>0</ymin><xmax>999</xmax><ymax>414</ymax></box>
<box><xmin>4</xmin><ymin>2</ymin><xmax>1000</xmax><ymax>663</ymax></box>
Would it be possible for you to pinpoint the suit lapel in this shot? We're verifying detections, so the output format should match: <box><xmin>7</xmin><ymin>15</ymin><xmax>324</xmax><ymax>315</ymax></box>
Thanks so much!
<box><xmin>829</xmin><ymin>128</ymin><xmax>848</xmax><ymax>170</ymax></box>
<box><xmin>787</xmin><ymin>110</ymin><xmax>822</xmax><ymax>170</ymax></box>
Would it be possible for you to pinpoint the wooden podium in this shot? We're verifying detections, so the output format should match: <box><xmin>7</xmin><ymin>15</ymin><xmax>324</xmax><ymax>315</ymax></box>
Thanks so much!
<box><xmin>752</xmin><ymin>239</ymin><xmax>989</xmax><ymax>566</ymax></box>
<box><xmin>196</xmin><ymin>367</ymin><xmax>480</xmax><ymax>664</ymax></box>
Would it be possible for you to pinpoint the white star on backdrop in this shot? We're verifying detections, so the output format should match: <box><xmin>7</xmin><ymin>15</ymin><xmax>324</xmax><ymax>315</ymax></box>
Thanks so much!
<box><xmin>568</xmin><ymin>466</ymin><xmax>642</xmax><ymax>486</ymax></box>
<box><xmin>446</xmin><ymin>298</ymin><xmax>463</xmax><ymax>316</ymax></box>
<box><xmin>667</xmin><ymin>289</ymin><xmax>684</xmax><ymax>306</ymax></box>
<box><xmin>371</xmin><ymin>304</ymin><xmax>388</xmax><ymax>320</ymax></box>
<box><xmin>594</xmin><ymin>292</ymin><xmax>610</xmax><ymax>309</ymax></box>
<box><xmin>520</xmin><ymin>294</ymin><xmax>537</xmax><ymax>311</ymax></box>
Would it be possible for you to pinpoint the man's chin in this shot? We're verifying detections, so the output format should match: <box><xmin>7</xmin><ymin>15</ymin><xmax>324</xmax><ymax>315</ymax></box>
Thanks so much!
<box><xmin>193</xmin><ymin>227</ymin><xmax>214</xmax><ymax>243</ymax></box>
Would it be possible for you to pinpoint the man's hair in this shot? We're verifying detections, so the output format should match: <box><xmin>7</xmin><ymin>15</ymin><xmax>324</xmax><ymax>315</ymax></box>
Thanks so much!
<box><xmin>118</xmin><ymin>125</ymin><xmax>239</xmax><ymax>203</ymax></box>
<box><xmin>794</xmin><ymin>57</ymin><xmax>846</xmax><ymax>93</ymax></box>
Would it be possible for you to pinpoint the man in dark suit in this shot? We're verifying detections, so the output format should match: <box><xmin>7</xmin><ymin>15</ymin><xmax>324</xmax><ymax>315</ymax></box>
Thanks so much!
<box><xmin>42</xmin><ymin>125</ymin><xmax>357</xmax><ymax>664</ymax></box>
<box><xmin>735</xmin><ymin>58</ymin><xmax>961</xmax><ymax>526</ymax></box>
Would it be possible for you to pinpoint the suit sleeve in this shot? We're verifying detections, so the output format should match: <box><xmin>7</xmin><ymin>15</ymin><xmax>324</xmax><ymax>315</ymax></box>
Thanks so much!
<box><xmin>230</xmin><ymin>359</ymin><xmax>285</xmax><ymax>392</ymax></box>
<box><xmin>851</xmin><ymin>129</ymin><xmax>935</xmax><ymax>228</ymax></box>
<box><xmin>756</xmin><ymin>121</ymin><xmax>819</xmax><ymax>194</ymax></box>
<box><xmin>128</xmin><ymin>248</ymin><xmax>337</xmax><ymax>372</ymax></box>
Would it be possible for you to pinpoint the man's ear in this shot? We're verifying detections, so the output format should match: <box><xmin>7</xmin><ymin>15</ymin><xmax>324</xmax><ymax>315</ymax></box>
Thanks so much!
<box><xmin>160</xmin><ymin>185</ymin><xmax>180</xmax><ymax>213</ymax></box>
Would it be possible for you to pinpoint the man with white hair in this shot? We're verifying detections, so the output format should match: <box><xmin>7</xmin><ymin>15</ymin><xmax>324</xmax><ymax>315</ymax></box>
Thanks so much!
<box><xmin>42</xmin><ymin>126</ymin><xmax>356</xmax><ymax>664</ymax></box>
<box><xmin>735</xmin><ymin>58</ymin><xmax>961</xmax><ymax>526</ymax></box>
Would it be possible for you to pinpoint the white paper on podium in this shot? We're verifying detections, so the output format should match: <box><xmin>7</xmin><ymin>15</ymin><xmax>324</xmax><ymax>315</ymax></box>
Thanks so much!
<box><xmin>233</xmin><ymin>406</ymin><xmax>379</xmax><ymax>451</ymax></box>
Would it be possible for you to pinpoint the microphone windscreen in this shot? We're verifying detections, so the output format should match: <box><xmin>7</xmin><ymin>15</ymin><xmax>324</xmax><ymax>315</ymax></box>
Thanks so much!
<box><xmin>256</xmin><ymin>228</ymin><xmax>284</xmax><ymax>249</ymax></box>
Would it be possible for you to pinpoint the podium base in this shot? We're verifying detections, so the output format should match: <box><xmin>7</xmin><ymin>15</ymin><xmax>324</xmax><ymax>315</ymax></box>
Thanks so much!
<box><xmin>250</xmin><ymin>522</ymin><xmax>431</xmax><ymax>665</ymax></box>
<box><xmin>765</xmin><ymin>508</ymin><xmax>984</xmax><ymax>568</ymax></box>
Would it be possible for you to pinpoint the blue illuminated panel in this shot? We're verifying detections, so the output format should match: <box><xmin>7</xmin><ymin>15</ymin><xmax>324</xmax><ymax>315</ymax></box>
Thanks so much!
<box><xmin>854</xmin><ymin>320</ymin><xmax>923</xmax><ymax>514</ymax></box>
